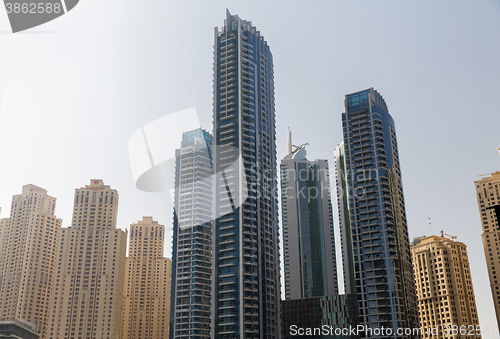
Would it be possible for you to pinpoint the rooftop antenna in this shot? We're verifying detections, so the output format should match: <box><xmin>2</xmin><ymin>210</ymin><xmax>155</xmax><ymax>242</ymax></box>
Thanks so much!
<box><xmin>427</xmin><ymin>217</ymin><xmax>431</xmax><ymax>236</ymax></box>
<box><xmin>287</xmin><ymin>128</ymin><xmax>292</xmax><ymax>154</ymax></box>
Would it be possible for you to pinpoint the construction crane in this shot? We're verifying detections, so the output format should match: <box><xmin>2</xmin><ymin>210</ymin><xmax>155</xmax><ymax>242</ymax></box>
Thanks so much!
<box><xmin>440</xmin><ymin>230</ymin><xmax>457</xmax><ymax>241</ymax></box>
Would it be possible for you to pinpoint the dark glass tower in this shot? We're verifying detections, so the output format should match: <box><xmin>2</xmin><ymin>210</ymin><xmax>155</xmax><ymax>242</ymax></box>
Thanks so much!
<box><xmin>170</xmin><ymin>128</ymin><xmax>213</xmax><ymax>339</ymax></box>
<box><xmin>280</xmin><ymin>134</ymin><xmax>337</xmax><ymax>300</ymax></box>
<box><xmin>340</xmin><ymin>88</ymin><xmax>417</xmax><ymax>337</ymax></box>
<box><xmin>211</xmin><ymin>10</ymin><xmax>280</xmax><ymax>339</ymax></box>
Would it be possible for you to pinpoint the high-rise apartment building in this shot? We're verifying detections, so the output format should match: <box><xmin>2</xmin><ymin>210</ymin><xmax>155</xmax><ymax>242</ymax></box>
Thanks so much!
<box><xmin>211</xmin><ymin>10</ymin><xmax>280</xmax><ymax>338</ymax></box>
<box><xmin>411</xmin><ymin>235</ymin><xmax>481</xmax><ymax>338</ymax></box>
<box><xmin>281</xmin><ymin>132</ymin><xmax>337</xmax><ymax>300</ymax></box>
<box><xmin>170</xmin><ymin>128</ymin><xmax>213</xmax><ymax>339</ymax></box>
<box><xmin>339</xmin><ymin>88</ymin><xmax>417</xmax><ymax>336</ymax></box>
<box><xmin>122</xmin><ymin>217</ymin><xmax>171</xmax><ymax>339</ymax></box>
<box><xmin>47</xmin><ymin>179</ymin><xmax>127</xmax><ymax>339</ymax></box>
<box><xmin>475</xmin><ymin>170</ymin><xmax>500</xmax><ymax>328</ymax></box>
<box><xmin>0</xmin><ymin>185</ymin><xmax>61</xmax><ymax>338</ymax></box>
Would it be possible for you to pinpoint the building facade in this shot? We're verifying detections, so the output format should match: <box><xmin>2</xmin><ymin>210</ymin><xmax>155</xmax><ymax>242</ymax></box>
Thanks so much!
<box><xmin>170</xmin><ymin>128</ymin><xmax>213</xmax><ymax>339</ymax></box>
<box><xmin>211</xmin><ymin>10</ymin><xmax>280</xmax><ymax>339</ymax></box>
<box><xmin>0</xmin><ymin>185</ymin><xmax>61</xmax><ymax>338</ymax></box>
<box><xmin>281</xmin><ymin>295</ymin><xmax>359</xmax><ymax>339</ymax></box>
<box><xmin>334</xmin><ymin>142</ymin><xmax>356</xmax><ymax>295</ymax></box>
<box><xmin>411</xmin><ymin>235</ymin><xmax>481</xmax><ymax>338</ymax></box>
<box><xmin>122</xmin><ymin>217</ymin><xmax>171</xmax><ymax>339</ymax></box>
<box><xmin>281</xmin><ymin>132</ymin><xmax>337</xmax><ymax>300</ymax></box>
<box><xmin>339</xmin><ymin>88</ymin><xmax>417</xmax><ymax>336</ymax></box>
<box><xmin>47</xmin><ymin>179</ymin><xmax>127</xmax><ymax>339</ymax></box>
<box><xmin>474</xmin><ymin>171</ymin><xmax>500</xmax><ymax>328</ymax></box>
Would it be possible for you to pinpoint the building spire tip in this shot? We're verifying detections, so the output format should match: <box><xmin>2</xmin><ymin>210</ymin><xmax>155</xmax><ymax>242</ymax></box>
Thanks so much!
<box><xmin>287</xmin><ymin>128</ymin><xmax>292</xmax><ymax>154</ymax></box>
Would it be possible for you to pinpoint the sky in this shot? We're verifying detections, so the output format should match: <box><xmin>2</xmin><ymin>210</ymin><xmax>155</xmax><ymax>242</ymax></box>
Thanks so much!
<box><xmin>0</xmin><ymin>0</ymin><xmax>499</xmax><ymax>336</ymax></box>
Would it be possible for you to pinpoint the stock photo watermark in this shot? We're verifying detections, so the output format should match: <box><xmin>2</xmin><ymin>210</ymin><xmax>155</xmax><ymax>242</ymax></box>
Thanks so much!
<box><xmin>289</xmin><ymin>324</ymin><xmax>499</xmax><ymax>337</ymax></box>
<box><xmin>3</xmin><ymin>0</ymin><xmax>79</xmax><ymax>32</ymax></box>
<box><xmin>128</xmin><ymin>107</ymin><xmax>386</xmax><ymax>223</ymax></box>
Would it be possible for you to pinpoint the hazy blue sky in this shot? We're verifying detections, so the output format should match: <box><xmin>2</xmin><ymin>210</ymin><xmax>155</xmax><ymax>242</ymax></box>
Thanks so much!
<box><xmin>0</xmin><ymin>1</ymin><xmax>499</xmax><ymax>335</ymax></box>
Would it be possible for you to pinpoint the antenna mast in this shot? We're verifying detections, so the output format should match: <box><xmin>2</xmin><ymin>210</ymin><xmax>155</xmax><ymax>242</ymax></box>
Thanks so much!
<box><xmin>287</xmin><ymin>128</ymin><xmax>292</xmax><ymax>154</ymax></box>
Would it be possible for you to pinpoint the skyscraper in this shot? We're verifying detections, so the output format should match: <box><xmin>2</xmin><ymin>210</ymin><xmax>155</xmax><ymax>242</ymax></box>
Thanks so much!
<box><xmin>411</xmin><ymin>234</ymin><xmax>481</xmax><ymax>338</ymax></box>
<box><xmin>47</xmin><ymin>179</ymin><xmax>127</xmax><ymax>339</ymax></box>
<box><xmin>211</xmin><ymin>10</ymin><xmax>280</xmax><ymax>338</ymax></box>
<box><xmin>339</xmin><ymin>88</ymin><xmax>418</xmax><ymax>336</ymax></box>
<box><xmin>281</xmin><ymin>131</ymin><xmax>337</xmax><ymax>300</ymax></box>
<box><xmin>0</xmin><ymin>185</ymin><xmax>61</xmax><ymax>338</ymax></box>
<box><xmin>334</xmin><ymin>142</ymin><xmax>356</xmax><ymax>295</ymax></box>
<box><xmin>122</xmin><ymin>217</ymin><xmax>171</xmax><ymax>339</ymax></box>
<box><xmin>474</xmin><ymin>170</ymin><xmax>500</xmax><ymax>328</ymax></box>
<box><xmin>281</xmin><ymin>295</ymin><xmax>359</xmax><ymax>339</ymax></box>
<box><xmin>170</xmin><ymin>128</ymin><xmax>213</xmax><ymax>339</ymax></box>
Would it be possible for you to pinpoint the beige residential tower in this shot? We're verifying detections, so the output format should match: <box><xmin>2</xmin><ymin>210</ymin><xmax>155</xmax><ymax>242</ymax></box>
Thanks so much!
<box><xmin>475</xmin><ymin>170</ymin><xmax>500</xmax><ymax>328</ymax></box>
<box><xmin>411</xmin><ymin>234</ymin><xmax>481</xmax><ymax>338</ymax></box>
<box><xmin>0</xmin><ymin>185</ymin><xmax>61</xmax><ymax>339</ymax></box>
<box><xmin>47</xmin><ymin>179</ymin><xmax>127</xmax><ymax>339</ymax></box>
<box><xmin>121</xmin><ymin>217</ymin><xmax>171</xmax><ymax>339</ymax></box>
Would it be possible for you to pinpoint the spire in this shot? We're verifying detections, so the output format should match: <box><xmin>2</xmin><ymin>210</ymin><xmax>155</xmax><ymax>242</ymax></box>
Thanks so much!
<box><xmin>287</xmin><ymin>128</ymin><xmax>292</xmax><ymax>154</ymax></box>
<box><xmin>225</xmin><ymin>8</ymin><xmax>232</xmax><ymax>27</ymax></box>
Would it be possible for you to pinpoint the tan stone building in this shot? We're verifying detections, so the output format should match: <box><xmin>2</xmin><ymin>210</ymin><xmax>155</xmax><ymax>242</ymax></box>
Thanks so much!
<box><xmin>121</xmin><ymin>217</ymin><xmax>171</xmax><ymax>339</ymax></box>
<box><xmin>411</xmin><ymin>235</ymin><xmax>481</xmax><ymax>338</ymax></box>
<box><xmin>0</xmin><ymin>185</ymin><xmax>61</xmax><ymax>339</ymax></box>
<box><xmin>47</xmin><ymin>179</ymin><xmax>127</xmax><ymax>339</ymax></box>
<box><xmin>475</xmin><ymin>171</ymin><xmax>500</xmax><ymax>328</ymax></box>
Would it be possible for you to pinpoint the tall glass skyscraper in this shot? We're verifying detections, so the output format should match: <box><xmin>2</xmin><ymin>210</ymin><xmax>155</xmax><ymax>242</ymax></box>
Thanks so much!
<box><xmin>170</xmin><ymin>128</ymin><xmax>213</xmax><ymax>339</ymax></box>
<box><xmin>211</xmin><ymin>10</ymin><xmax>280</xmax><ymax>339</ymax></box>
<box><xmin>334</xmin><ymin>142</ymin><xmax>356</xmax><ymax>296</ymax></box>
<box><xmin>281</xmin><ymin>132</ymin><xmax>337</xmax><ymax>300</ymax></box>
<box><xmin>339</xmin><ymin>88</ymin><xmax>417</xmax><ymax>337</ymax></box>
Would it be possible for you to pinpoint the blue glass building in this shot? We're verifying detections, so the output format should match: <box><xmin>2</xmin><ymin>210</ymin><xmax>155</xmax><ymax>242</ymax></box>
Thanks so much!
<box><xmin>282</xmin><ymin>295</ymin><xmax>359</xmax><ymax>339</ymax></box>
<box><xmin>339</xmin><ymin>88</ymin><xmax>418</xmax><ymax>337</ymax></box>
<box><xmin>211</xmin><ymin>10</ymin><xmax>280</xmax><ymax>339</ymax></box>
<box><xmin>170</xmin><ymin>128</ymin><xmax>213</xmax><ymax>339</ymax></box>
<box><xmin>281</xmin><ymin>133</ymin><xmax>338</xmax><ymax>300</ymax></box>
